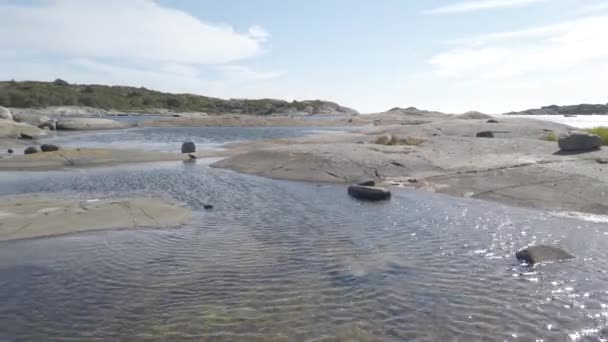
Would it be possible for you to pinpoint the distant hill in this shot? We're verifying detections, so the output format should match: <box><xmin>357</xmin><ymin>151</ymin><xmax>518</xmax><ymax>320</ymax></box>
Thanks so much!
<box><xmin>505</xmin><ymin>103</ymin><xmax>608</xmax><ymax>115</ymax></box>
<box><xmin>0</xmin><ymin>79</ymin><xmax>358</xmax><ymax>116</ymax></box>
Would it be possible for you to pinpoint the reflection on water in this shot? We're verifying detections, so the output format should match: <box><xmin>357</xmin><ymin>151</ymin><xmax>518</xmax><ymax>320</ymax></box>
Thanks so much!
<box><xmin>1</xmin><ymin>161</ymin><xmax>608</xmax><ymax>340</ymax></box>
<box><xmin>39</xmin><ymin>126</ymin><xmax>350</xmax><ymax>152</ymax></box>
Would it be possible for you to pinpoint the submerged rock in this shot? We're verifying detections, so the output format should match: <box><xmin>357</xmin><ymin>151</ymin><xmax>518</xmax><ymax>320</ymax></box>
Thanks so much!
<box><xmin>516</xmin><ymin>245</ymin><xmax>574</xmax><ymax>265</ymax></box>
<box><xmin>558</xmin><ymin>132</ymin><xmax>603</xmax><ymax>152</ymax></box>
<box><xmin>347</xmin><ymin>185</ymin><xmax>391</xmax><ymax>201</ymax></box>
<box><xmin>24</xmin><ymin>146</ymin><xmax>39</xmax><ymax>155</ymax></box>
<box><xmin>476</xmin><ymin>131</ymin><xmax>494</xmax><ymax>138</ymax></box>
<box><xmin>40</xmin><ymin>144</ymin><xmax>60</xmax><ymax>152</ymax></box>
<box><xmin>181</xmin><ymin>141</ymin><xmax>196</xmax><ymax>154</ymax></box>
<box><xmin>203</xmin><ymin>204</ymin><xmax>214</xmax><ymax>210</ymax></box>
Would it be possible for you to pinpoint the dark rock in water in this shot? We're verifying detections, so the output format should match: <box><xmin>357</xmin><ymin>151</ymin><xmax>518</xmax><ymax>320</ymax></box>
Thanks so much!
<box><xmin>516</xmin><ymin>245</ymin><xmax>574</xmax><ymax>265</ymax></box>
<box><xmin>181</xmin><ymin>142</ymin><xmax>196</xmax><ymax>154</ymax></box>
<box><xmin>40</xmin><ymin>144</ymin><xmax>60</xmax><ymax>152</ymax></box>
<box><xmin>487</xmin><ymin>119</ymin><xmax>499</xmax><ymax>123</ymax></box>
<box><xmin>596</xmin><ymin>158</ymin><xmax>608</xmax><ymax>164</ymax></box>
<box><xmin>203</xmin><ymin>204</ymin><xmax>214</xmax><ymax>210</ymax></box>
<box><xmin>558</xmin><ymin>132</ymin><xmax>603</xmax><ymax>152</ymax></box>
<box><xmin>24</xmin><ymin>146</ymin><xmax>39</xmax><ymax>155</ymax></box>
<box><xmin>347</xmin><ymin>185</ymin><xmax>391</xmax><ymax>201</ymax></box>
<box><xmin>476</xmin><ymin>131</ymin><xmax>494</xmax><ymax>138</ymax></box>
<box><xmin>18</xmin><ymin>133</ymin><xmax>34</xmax><ymax>140</ymax></box>
<box><xmin>356</xmin><ymin>179</ymin><xmax>376</xmax><ymax>186</ymax></box>
<box><xmin>7</xmin><ymin>149</ymin><xmax>13</xmax><ymax>154</ymax></box>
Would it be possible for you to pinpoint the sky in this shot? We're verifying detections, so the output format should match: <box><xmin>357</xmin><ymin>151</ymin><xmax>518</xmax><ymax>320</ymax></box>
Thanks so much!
<box><xmin>1</xmin><ymin>0</ymin><xmax>608</xmax><ymax>113</ymax></box>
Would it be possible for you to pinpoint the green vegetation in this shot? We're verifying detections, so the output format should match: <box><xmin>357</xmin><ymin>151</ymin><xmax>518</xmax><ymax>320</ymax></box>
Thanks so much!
<box><xmin>585</xmin><ymin>127</ymin><xmax>608</xmax><ymax>145</ymax></box>
<box><xmin>0</xmin><ymin>79</ymin><xmax>354</xmax><ymax>115</ymax></box>
<box><xmin>542</xmin><ymin>132</ymin><xmax>558</xmax><ymax>142</ymax></box>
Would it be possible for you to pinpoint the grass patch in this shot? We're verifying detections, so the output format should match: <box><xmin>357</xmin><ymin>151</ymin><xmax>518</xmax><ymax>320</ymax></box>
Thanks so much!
<box><xmin>542</xmin><ymin>131</ymin><xmax>558</xmax><ymax>142</ymax></box>
<box><xmin>374</xmin><ymin>134</ymin><xmax>424</xmax><ymax>146</ymax></box>
<box><xmin>585</xmin><ymin>127</ymin><xmax>608</xmax><ymax>145</ymax></box>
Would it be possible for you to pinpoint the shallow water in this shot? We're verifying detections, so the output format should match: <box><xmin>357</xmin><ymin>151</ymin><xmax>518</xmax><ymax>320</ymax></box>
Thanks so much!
<box><xmin>2</xmin><ymin>128</ymin><xmax>608</xmax><ymax>340</ymax></box>
<box><xmin>38</xmin><ymin>126</ymin><xmax>348</xmax><ymax>152</ymax></box>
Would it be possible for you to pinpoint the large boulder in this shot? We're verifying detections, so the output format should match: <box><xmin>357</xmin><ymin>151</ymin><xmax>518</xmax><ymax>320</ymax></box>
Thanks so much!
<box><xmin>40</xmin><ymin>144</ymin><xmax>60</xmax><ymax>152</ymax></box>
<box><xmin>347</xmin><ymin>185</ymin><xmax>391</xmax><ymax>201</ymax></box>
<box><xmin>0</xmin><ymin>106</ymin><xmax>12</xmax><ymax>121</ymax></box>
<box><xmin>56</xmin><ymin>118</ymin><xmax>126</xmax><ymax>130</ymax></box>
<box><xmin>516</xmin><ymin>245</ymin><xmax>574</xmax><ymax>265</ymax></box>
<box><xmin>558</xmin><ymin>132</ymin><xmax>603</xmax><ymax>152</ymax></box>
<box><xmin>24</xmin><ymin>146</ymin><xmax>39</xmax><ymax>155</ymax></box>
<box><xmin>181</xmin><ymin>142</ymin><xmax>196</xmax><ymax>154</ymax></box>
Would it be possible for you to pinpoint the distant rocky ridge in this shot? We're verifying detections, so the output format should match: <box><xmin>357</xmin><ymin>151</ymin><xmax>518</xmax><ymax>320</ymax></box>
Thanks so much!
<box><xmin>505</xmin><ymin>103</ymin><xmax>608</xmax><ymax>115</ymax></box>
<box><xmin>0</xmin><ymin>80</ymin><xmax>358</xmax><ymax>116</ymax></box>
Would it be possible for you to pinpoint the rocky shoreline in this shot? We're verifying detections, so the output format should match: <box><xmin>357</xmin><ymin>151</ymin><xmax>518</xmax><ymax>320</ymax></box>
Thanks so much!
<box><xmin>1</xmin><ymin>105</ymin><xmax>607</xmax><ymax>218</ymax></box>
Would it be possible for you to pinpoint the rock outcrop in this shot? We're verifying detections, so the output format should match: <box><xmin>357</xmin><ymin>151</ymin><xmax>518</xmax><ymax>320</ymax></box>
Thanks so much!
<box><xmin>56</xmin><ymin>118</ymin><xmax>126</xmax><ymax>130</ymax></box>
<box><xmin>516</xmin><ymin>245</ymin><xmax>574</xmax><ymax>265</ymax></box>
<box><xmin>0</xmin><ymin>106</ymin><xmax>12</xmax><ymax>121</ymax></box>
<box><xmin>0</xmin><ymin>120</ymin><xmax>48</xmax><ymax>139</ymax></box>
<box><xmin>505</xmin><ymin>103</ymin><xmax>608</xmax><ymax>116</ymax></box>
<box><xmin>558</xmin><ymin>132</ymin><xmax>603</xmax><ymax>152</ymax></box>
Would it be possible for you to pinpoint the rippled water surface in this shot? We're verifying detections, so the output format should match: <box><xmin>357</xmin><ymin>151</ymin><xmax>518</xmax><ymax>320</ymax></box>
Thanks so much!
<box><xmin>2</xmin><ymin>127</ymin><xmax>608</xmax><ymax>341</ymax></box>
<box><xmin>39</xmin><ymin>126</ymin><xmax>348</xmax><ymax>152</ymax></box>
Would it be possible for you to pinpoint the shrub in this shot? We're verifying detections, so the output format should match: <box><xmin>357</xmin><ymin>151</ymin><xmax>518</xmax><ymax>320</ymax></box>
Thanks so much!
<box><xmin>586</xmin><ymin>127</ymin><xmax>608</xmax><ymax>145</ymax></box>
<box><xmin>374</xmin><ymin>134</ymin><xmax>424</xmax><ymax>146</ymax></box>
<box><xmin>542</xmin><ymin>132</ymin><xmax>558</xmax><ymax>142</ymax></box>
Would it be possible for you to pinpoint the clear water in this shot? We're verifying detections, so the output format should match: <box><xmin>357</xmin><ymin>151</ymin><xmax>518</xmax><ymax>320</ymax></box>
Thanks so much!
<box><xmin>1</xmin><ymin>128</ymin><xmax>608</xmax><ymax>340</ymax></box>
<box><xmin>38</xmin><ymin>126</ymin><xmax>348</xmax><ymax>152</ymax></box>
<box><xmin>500</xmin><ymin>114</ymin><xmax>608</xmax><ymax>129</ymax></box>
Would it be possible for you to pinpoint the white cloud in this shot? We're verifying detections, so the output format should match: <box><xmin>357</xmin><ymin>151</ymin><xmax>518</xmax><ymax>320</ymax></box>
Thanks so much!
<box><xmin>429</xmin><ymin>15</ymin><xmax>608</xmax><ymax>79</ymax></box>
<box><xmin>426</xmin><ymin>0</ymin><xmax>547</xmax><ymax>14</ymax></box>
<box><xmin>576</xmin><ymin>1</ymin><xmax>608</xmax><ymax>15</ymax></box>
<box><xmin>0</xmin><ymin>0</ymin><xmax>267</xmax><ymax>64</ymax></box>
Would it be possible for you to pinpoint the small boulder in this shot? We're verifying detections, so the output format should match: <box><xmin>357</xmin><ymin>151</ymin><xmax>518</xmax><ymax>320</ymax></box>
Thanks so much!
<box><xmin>40</xmin><ymin>144</ymin><xmax>60</xmax><ymax>152</ymax></box>
<box><xmin>487</xmin><ymin>119</ymin><xmax>499</xmax><ymax>123</ymax></box>
<box><xmin>24</xmin><ymin>146</ymin><xmax>39</xmax><ymax>155</ymax></box>
<box><xmin>203</xmin><ymin>204</ymin><xmax>214</xmax><ymax>210</ymax></box>
<box><xmin>0</xmin><ymin>106</ymin><xmax>12</xmax><ymax>121</ymax></box>
<box><xmin>476</xmin><ymin>131</ymin><xmax>494</xmax><ymax>138</ymax></box>
<box><xmin>7</xmin><ymin>149</ymin><xmax>13</xmax><ymax>154</ymax></box>
<box><xmin>347</xmin><ymin>185</ymin><xmax>391</xmax><ymax>201</ymax></box>
<box><xmin>596</xmin><ymin>158</ymin><xmax>608</xmax><ymax>164</ymax></box>
<box><xmin>558</xmin><ymin>132</ymin><xmax>603</xmax><ymax>152</ymax></box>
<box><xmin>181</xmin><ymin>142</ymin><xmax>196</xmax><ymax>154</ymax></box>
<box><xmin>18</xmin><ymin>133</ymin><xmax>34</xmax><ymax>140</ymax></box>
<box><xmin>516</xmin><ymin>245</ymin><xmax>574</xmax><ymax>265</ymax></box>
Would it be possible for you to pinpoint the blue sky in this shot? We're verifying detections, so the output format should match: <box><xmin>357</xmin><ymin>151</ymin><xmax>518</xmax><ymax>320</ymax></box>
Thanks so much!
<box><xmin>1</xmin><ymin>0</ymin><xmax>608</xmax><ymax>113</ymax></box>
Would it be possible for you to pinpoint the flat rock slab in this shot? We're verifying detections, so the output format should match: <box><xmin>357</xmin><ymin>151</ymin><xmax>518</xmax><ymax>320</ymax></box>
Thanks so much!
<box><xmin>0</xmin><ymin>148</ymin><xmax>187</xmax><ymax>170</ymax></box>
<box><xmin>0</xmin><ymin>196</ymin><xmax>191</xmax><ymax>241</ymax></box>
<box><xmin>0</xmin><ymin>120</ymin><xmax>48</xmax><ymax>139</ymax></box>
<box><xmin>515</xmin><ymin>245</ymin><xmax>574</xmax><ymax>265</ymax></box>
<box><xmin>348</xmin><ymin>185</ymin><xmax>391</xmax><ymax>201</ymax></box>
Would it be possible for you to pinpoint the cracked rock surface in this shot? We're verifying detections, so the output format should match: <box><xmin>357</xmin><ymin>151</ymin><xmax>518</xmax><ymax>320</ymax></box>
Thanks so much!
<box><xmin>212</xmin><ymin>117</ymin><xmax>608</xmax><ymax>214</ymax></box>
<box><xmin>0</xmin><ymin>196</ymin><xmax>191</xmax><ymax>241</ymax></box>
